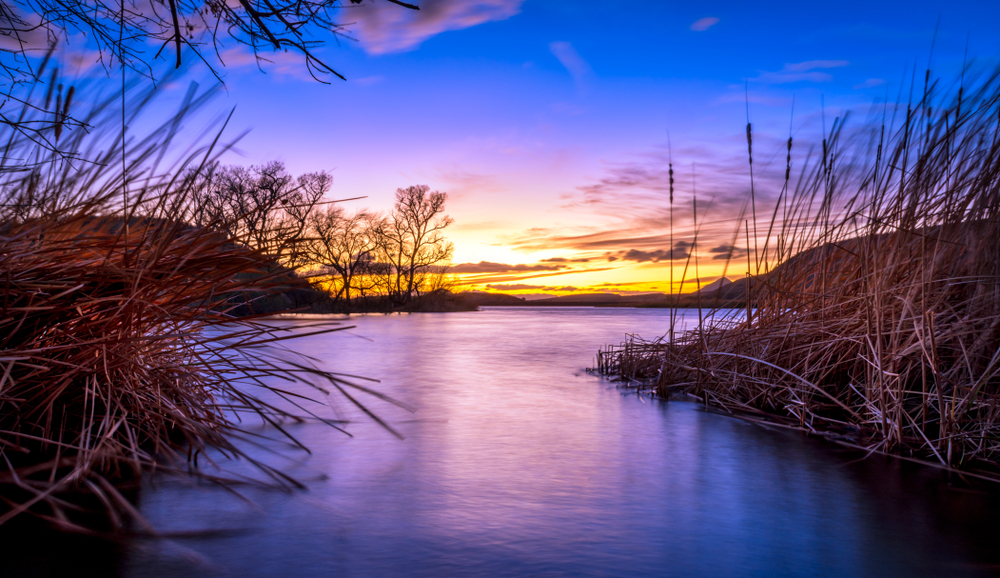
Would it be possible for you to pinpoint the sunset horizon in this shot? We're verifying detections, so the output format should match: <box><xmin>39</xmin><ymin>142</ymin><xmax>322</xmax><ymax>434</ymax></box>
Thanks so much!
<box><xmin>31</xmin><ymin>1</ymin><xmax>998</xmax><ymax>299</ymax></box>
<box><xmin>137</xmin><ymin>0</ymin><xmax>997</xmax><ymax>299</ymax></box>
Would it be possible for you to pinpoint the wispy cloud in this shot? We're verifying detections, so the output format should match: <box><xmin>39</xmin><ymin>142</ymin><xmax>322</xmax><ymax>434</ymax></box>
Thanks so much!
<box><xmin>349</xmin><ymin>0</ymin><xmax>524</xmax><ymax>54</ymax></box>
<box><xmin>216</xmin><ymin>46</ymin><xmax>319</xmax><ymax>81</ymax></box>
<box><xmin>549</xmin><ymin>41</ymin><xmax>593</xmax><ymax>90</ymax></box>
<box><xmin>716</xmin><ymin>91</ymin><xmax>792</xmax><ymax>107</ymax></box>
<box><xmin>560</xmin><ymin>143</ymin><xmax>778</xmax><ymax>230</ymax></box>
<box><xmin>853</xmin><ymin>78</ymin><xmax>887</xmax><ymax>89</ymax></box>
<box><xmin>501</xmin><ymin>138</ymin><xmax>795</xmax><ymax>263</ymax></box>
<box><xmin>451</xmin><ymin>220</ymin><xmax>509</xmax><ymax>233</ymax></box>
<box><xmin>0</xmin><ymin>23</ymin><xmax>49</xmax><ymax>53</ymax></box>
<box><xmin>802</xmin><ymin>22</ymin><xmax>937</xmax><ymax>44</ymax></box>
<box><xmin>540</xmin><ymin>257</ymin><xmax>591</xmax><ymax>263</ymax></box>
<box><xmin>784</xmin><ymin>60</ymin><xmax>850</xmax><ymax>72</ymax></box>
<box><xmin>596</xmin><ymin>281</ymin><xmax>659</xmax><ymax>288</ymax></box>
<box><xmin>451</xmin><ymin>261</ymin><xmax>566</xmax><ymax>273</ymax></box>
<box><xmin>751</xmin><ymin>60</ymin><xmax>850</xmax><ymax>84</ymax></box>
<box><xmin>353</xmin><ymin>75</ymin><xmax>385</xmax><ymax>86</ymax></box>
<box><xmin>455</xmin><ymin>267</ymin><xmax>615</xmax><ymax>285</ymax></box>
<box><xmin>510</xmin><ymin>230</ymin><xmax>674</xmax><ymax>252</ymax></box>
<box><xmin>689</xmin><ymin>17</ymin><xmax>719</xmax><ymax>32</ymax></box>
<box><xmin>435</xmin><ymin>168</ymin><xmax>506</xmax><ymax>198</ymax></box>
<box><xmin>615</xmin><ymin>242</ymin><xmax>692</xmax><ymax>263</ymax></box>
<box><xmin>708</xmin><ymin>243</ymin><xmax>749</xmax><ymax>261</ymax></box>
<box><xmin>499</xmin><ymin>120</ymin><xmax>828</xmax><ymax>272</ymax></box>
<box><xmin>484</xmin><ymin>284</ymin><xmax>582</xmax><ymax>292</ymax></box>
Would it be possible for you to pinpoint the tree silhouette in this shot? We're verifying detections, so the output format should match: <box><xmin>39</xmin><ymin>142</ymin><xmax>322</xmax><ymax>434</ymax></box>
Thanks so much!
<box><xmin>187</xmin><ymin>160</ymin><xmax>331</xmax><ymax>266</ymax></box>
<box><xmin>307</xmin><ymin>205</ymin><xmax>380</xmax><ymax>302</ymax></box>
<box><xmin>374</xmin><ymin>184</ymin><xmax>453</xmax><ymax>304</ymax></box>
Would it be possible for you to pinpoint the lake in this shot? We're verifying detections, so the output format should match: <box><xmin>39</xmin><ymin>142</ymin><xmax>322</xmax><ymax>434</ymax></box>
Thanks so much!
<box><xmin>6</xmin><ymin>307</ymin><xmax>1000</xmax><ymax>577</ymax></box>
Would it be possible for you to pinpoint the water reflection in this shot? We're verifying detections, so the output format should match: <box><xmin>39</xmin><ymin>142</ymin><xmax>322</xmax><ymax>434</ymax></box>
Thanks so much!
<box><xmin>6</xmin><ymin>308</ymin><xmax>1000</xmax><ymax>577</ymax></box>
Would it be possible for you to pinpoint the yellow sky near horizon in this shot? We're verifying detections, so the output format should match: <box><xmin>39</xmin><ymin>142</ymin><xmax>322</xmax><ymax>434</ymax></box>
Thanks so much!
<box><xmin>446</xmin><ymin>222</ymin><xmax>756</xmax><ymax>297</ymax></box>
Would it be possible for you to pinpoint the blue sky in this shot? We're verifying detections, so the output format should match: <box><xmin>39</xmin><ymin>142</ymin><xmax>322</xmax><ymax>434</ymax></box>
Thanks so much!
<box><xmin>61</xmin><ymin>0</ymin><xmax>1000</xmax><ymax>294</ymax></box>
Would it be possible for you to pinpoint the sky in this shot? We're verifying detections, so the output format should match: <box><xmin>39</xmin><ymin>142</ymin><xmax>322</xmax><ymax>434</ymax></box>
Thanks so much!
<box><xmin>58</xmin><ymin>0</ymin><xmax>1000</xmax><ymax>297</ymax></box>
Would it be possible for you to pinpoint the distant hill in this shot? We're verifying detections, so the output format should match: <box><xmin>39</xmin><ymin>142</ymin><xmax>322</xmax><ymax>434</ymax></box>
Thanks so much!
<box><xmin>699</xmin><ymin>276</ymin><xmax>748</xmax><ymax>301</ymax></box>
<box><xmin>527</xmin><ymin>292</ymin><xmax>667</xmax><ymax>306</ymax></box>
<box><xmin>696</xmin><ymin>277</ymin><xmax>734</xmax><ymax>294</ymax></box>
<box><xmin>533</xmin><ymin>292</ymin><xmax>630</xmax><ymax>304</ymax></box>
<box><xmin>456</xmin><ymin>288</ymin><xmax>749</xmax><ymax>308</ymax></box>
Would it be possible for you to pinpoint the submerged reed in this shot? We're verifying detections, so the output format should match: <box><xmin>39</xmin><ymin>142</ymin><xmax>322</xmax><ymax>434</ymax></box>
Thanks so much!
<box><xmin>0</xmin><ymin>70</ymin><xmax>396</xmax><ymax>531</ymax></box>
<box><xmin>602</xmin><ymin>66</ymin><xmax>1000</xmax><ymax>476</ymax></box>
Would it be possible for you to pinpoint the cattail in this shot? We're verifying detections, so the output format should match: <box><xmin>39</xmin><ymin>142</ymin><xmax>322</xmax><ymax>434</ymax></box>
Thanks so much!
<box><xmin>54</xmin><ymin>84</ymin><xmax>64</xmax><ymax>141</ymax></box>
<box><xmin>785</xmin><ymin>137</ymin><xmax>792</xmax><ymax>182</ymax></box>
<box><xmin>668</xmin><ymin>163</ymin><xmax>674</xmax><ymax>204</ymax></box>
<box><xmin>63</xmin><ymin>85</ymin><xmax>75</xmax><ymax>120</ymax></box>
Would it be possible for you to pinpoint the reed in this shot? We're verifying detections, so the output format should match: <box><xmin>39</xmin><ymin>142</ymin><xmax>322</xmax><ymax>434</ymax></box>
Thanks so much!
<box><xmin>0</xmin><ymin>70</ymin><xmax>396</xmax><ymax>531</ymax></box>
<box><xmin>601</xmin><ymin>65</ymin><xmax>1000</xmax><ymax>476</ymax></box>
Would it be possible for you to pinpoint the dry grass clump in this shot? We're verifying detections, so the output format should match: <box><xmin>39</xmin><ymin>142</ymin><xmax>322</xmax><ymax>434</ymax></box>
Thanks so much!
<box><xmin>0</xmin><ymin>72</ymin><xmax>393</xmax><ymax>531</ymax></box>
<box><xmin>603</xmin><ymin>66</ymin><xmax>1000</xmax><ymax>474</ymax></box>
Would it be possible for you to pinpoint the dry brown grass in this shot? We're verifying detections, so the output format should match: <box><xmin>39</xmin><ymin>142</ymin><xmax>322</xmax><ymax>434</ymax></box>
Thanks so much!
<box><xmin>601</xmin><ymin>66</ymin><xmax>1000</xmax><ymax>476</ymax></box>
<box><xmin>0</xmin><ymin>71</ymin><xmax>395</xmax><ymax>531</ymax></box>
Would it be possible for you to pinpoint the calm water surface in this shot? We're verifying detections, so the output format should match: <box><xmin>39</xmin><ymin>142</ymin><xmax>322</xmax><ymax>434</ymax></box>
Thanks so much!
<box><xmin>7</xmin><ymin>307</ymin><xmax>1000</xmax><ymax>577</ymax></box>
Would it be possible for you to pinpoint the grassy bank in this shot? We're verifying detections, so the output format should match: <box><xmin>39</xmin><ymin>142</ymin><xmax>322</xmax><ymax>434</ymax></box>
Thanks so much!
<box><xmin>0</xmin><ymin>77</ymin><xmax>397</xmax><ymax>531</ymax></box>
<box><xmin>598</xmin><ymin>66</ymin><xmax>1000</xmax><ymax>477</ymax></box>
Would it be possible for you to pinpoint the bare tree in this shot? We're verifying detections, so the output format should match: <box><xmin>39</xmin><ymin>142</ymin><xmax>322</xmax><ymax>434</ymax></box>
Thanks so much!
<box><xmin>307</xmin><ymin>205</ymin><xmax>380</xmax><ymax>303</ymax></box>
<box><xmin>188</xmin><ymin>160</ymin><xmax>330</xmax><ymax>266</ymax></box>
<box><xmin>373</xmin><ymin>184</ymin><xmax>453</xmax><ymax>304</ymax></box>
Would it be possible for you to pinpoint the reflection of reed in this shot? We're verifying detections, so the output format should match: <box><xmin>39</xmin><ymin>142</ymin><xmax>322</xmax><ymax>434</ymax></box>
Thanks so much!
<box><xmin>0</xmin><ymin>70</ymin><xmax>394</xmax><ymax>531</ymax></box>
<box><xmin>600</xmin><ymin>66</ymin><xmax>1000</xmax><ymax>476</ymax></box>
